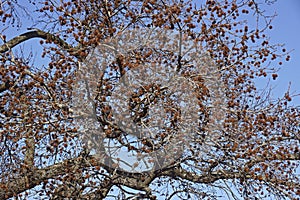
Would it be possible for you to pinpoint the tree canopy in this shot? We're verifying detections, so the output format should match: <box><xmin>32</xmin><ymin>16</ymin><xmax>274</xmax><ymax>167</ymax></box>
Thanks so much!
<box><xmin>0</xmin><ymin>0</ymin><xmax>299</xmax><ymax>199</ymax></box>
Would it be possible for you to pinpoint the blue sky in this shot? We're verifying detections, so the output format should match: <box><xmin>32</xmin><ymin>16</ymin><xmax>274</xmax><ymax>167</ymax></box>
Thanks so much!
<box><xmin>261</xmin><ymin>0</ymin><xmax>300</xmax><ymax>104</ymax></box>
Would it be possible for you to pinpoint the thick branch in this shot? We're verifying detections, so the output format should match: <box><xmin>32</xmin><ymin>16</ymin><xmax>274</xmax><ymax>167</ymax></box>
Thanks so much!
<box><xmin>0</xmin><ymin>155</ymin><xmax>154</xmax><ymax>199</ymax></box>
<box><xmin>0</xmin><ymin>29</ymin><xmax>72</xmax><ymax>53</ymax></box>
<box><xmin>24</xmin><ymin>131</ymin><xmax>35</xmax><ymax>170</ymax></box>
<box><xmin>0</xmin><ymin>156</ymin><xmax>89</xmax><ymax>199</ymax></box>
<box><xmin>1</xmin><ymin>151</ymin><xmax>299</xmax><ymax>199</ymax></box>
<box><xmin>160</xmin><ymin>165</ymin><xmax>238</xmax><ymax>184</ymax></box>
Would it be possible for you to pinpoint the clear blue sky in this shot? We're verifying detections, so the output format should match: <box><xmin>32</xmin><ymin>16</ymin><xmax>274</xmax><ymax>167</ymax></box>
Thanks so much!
<box><xmin>261</xmin><ymin>0</ymin><xmax>300</xmax><ymax>104</ymax></box>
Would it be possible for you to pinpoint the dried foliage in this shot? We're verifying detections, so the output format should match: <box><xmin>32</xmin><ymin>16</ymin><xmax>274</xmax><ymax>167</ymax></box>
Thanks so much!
<box><xmin>0</xmin><ymin>0</ymin><xmax>299</xmax><ymax>199</ymax></box>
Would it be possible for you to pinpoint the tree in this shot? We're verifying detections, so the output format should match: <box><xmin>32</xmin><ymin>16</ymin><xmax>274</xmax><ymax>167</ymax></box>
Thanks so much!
<box><xmin>0</xmin><ymin>0</ymin><xmax>299</xmax><ymax>199</ymax></box>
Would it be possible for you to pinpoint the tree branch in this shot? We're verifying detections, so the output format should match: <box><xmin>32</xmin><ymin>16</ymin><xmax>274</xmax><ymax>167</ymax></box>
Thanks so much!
<box><xmin>0</xmin><ymin>29</ymin><xmax>72</xmax><ymax>53</ymax></box>
<box><xmin>0</xmin><ymin>156</ymin><xmax>89</xmax><ymax>199</ymax></box>
<box><xmin>160</xmin><ymin>165</ymin><xmax>238</xmax><ymax>184</ymax></box>
<box><xmin>0</xmin><ymin>155</ymin><xmax>154</xmax><ymax>199</ymax></box>
<box><xmin>1</xmin><ymin>151</ymin><xmax>299</xmax><ymax>199</ymax></box>
<box><xmin>0</xmin><ymin>29</ymin><xmax>76</xmax><ymax>94</ymax></box>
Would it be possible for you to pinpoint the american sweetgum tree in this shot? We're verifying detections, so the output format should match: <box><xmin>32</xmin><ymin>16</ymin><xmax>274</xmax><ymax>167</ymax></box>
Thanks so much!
<box><xmin>0</xmin><ymin>0</ymin><xmax>299</xmax><ymax>199</ymax></box>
